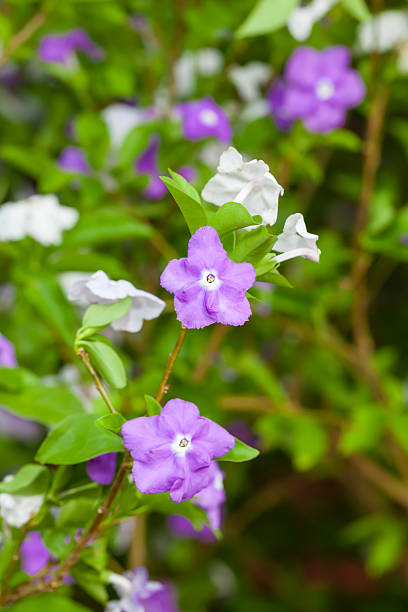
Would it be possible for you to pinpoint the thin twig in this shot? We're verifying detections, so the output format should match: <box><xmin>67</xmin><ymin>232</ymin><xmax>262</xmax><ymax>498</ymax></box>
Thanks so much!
<box><xmin>0</xmin><ymin>522</ymin><xmax>30</xmax><ymax>605</ymax></box>
<box><xmin>77</xmin><ymin>347</ymin><xmax>117</xmax><ymax>414</ymax></box>
<box><xmin>155</xmin><ymin>325</ymin><xmax>187</xmax><ymax>403</ymax></box>
<box><xmin>0</xmin><ymin>11</ymin><xmax>46</xmax><ymax>69</ymax></box>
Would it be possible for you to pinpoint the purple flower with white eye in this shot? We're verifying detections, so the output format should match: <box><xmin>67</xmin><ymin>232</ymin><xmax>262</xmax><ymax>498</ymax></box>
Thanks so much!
<box><xmin>38</xmin><ymin>28</ymin><xmax>103</xmax><ymax>65</ymax></box>
<box><xmin>160</xmin><ymin>226</ymin><xmax>256</xmax><ymax>329</ymax></box>
<box><xmin>121</xmin><ymin>399</ymin><xmax>234</xmax><ymax>503</ymax></box>
<box><xmin>0</xmin><ymin>333</ymin><xmax>17</xmax><ymax>368</ymax></box>
<box><xmin>58</xmin><ymin>146</ymin><xmax>90</xmax><ymax>175</ymax></box>
<box><xmin>20</xmin><ymin>531</ymin><xmax>50</xmax><ymax>575</ymax></box>
<box><xmin>108</xmin><ymin>567</ymin><xmax>179</xmax><ymax>612</ymax></box>
<box><xmin>86</xmin><ymin>452</ymin><xmax>117</xmax><ymax>485</ymax></box>
<box><xmin>177</xmin><ymin>97</ymin><xmax>232</xmax><ymax>143</ymax></box>
<box><xmin>268</xmin><ymin>46</ymin><xmax>366</xmax><ymax>133</ymax></box>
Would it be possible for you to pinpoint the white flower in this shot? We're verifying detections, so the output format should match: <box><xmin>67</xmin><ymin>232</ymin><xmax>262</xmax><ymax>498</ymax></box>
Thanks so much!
<box><xmin>201</xmin><ymin>146</ymin><xmax>284</xmax><ymax>227</ymax></box>
<box><xmin>68</xmin><ymin>270</ymin><xmax>165</xmax><ymax>333</ymax></box>
<box><xmin>0</xmin><ymin>475</ymin><xmax>44</xmax><ymax>527</ymax></box>
<box><xmin>229</xmin><ymin>62</ymin><xmax>271</xmax><ymax>102</ymax></box>
<box><xmin>174</xmin><ymin>48</ymin><xmax>223</xmax><ymax>98</ymax></box>
<box><xmin>107</xmin><ymin>569</ymin><xmax>164</xmax><ymax>612</ymax></box>
<box><xmin>0</xmin><ymin>195</ymin><xmax>78</xmax><ymax>246</ymax></box>
<box><xmin>102</xmin><ymin>104</ymin><xmax>146</xmax><ymax>149</ymax></box>
<box><xmin>273</xmin><ymin>213</ymin><xmax>320</xmax><ymax>263</ymax></box>
<box><xmin>288</xmin><ymin>0</ymin><xmax>339</xmax><ymax>41</ymax></box>
<box><xmin>357</xmin><ymin>11</ymin><xmax>408</xmax><ymax>54</ymax></box>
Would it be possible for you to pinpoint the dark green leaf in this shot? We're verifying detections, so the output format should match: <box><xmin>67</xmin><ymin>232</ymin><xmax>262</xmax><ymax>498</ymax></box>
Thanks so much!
<box><xmin>0</xmin><ymin>464</ymin><xmax>50</xmax><ymax>495</ymax></box>
<box><xmin>207</xmin><ymin>202</ymin><xmax>258</xmax><ymax>235</ymax></box>
<box><xmin>0</xmin><ymin>386</ymin><xmax>84</xmax><ymax>426</ymax></box>
<box><xmin>160</xmin><ymin>171</ymin><xmax>208</xmax><ymax>234</ymax></box>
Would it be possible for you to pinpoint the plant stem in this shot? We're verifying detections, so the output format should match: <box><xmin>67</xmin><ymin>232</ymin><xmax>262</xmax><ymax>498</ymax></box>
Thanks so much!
<box><xmin>155</xmin><ymin>325</ymin><xmax>187</xmax><ymax>403</ymax></box>
<box><xmin>0</xmin><ymin>522</ymin><xmax>30</xmax><ymax>605</ymax></box>
<box><xmin>77</xmin><ymin>347</ymin><xmax>117</xmax><ymax>414</ymax></box>
<box><xmin>0</xmin><ymin>11</ymin><xmax>46</xmax><ymax>69</ymax></box>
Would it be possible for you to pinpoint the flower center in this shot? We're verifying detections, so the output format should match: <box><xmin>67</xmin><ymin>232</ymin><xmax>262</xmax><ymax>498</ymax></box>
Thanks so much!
<box><xmin>200</xmin><ymin>269</ymin><xmax>221</xmax><ymax>291</ymax></box>
<box><xmin>179</xmin><ymin>437</ymin><xmax>189</xmax><ymax>448</ymax></box>
<box><xmin>315</xmin><ymin>77</ymin><xmax>334</xmax><ymax>101</ymax></box>
<box><xmin>172</xmin><ymin>433</ymin><xmax>192</xmax><ymax>457</ymax></box>
<box><xmin>206</xmin><ymin>273</ymin><xmax>215</xmax><ymax>283</ymax></box>
<box><xmin>198</xmin><ymin>108</ymin><xmax>219</xmax><ymax>127</ymax></box>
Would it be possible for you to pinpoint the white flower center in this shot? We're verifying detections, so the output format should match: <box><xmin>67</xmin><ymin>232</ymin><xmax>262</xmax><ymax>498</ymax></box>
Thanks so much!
<box><xmin>198</xmin><ymin>108</ymin><xmax>219</xmax><ymax>127</ymax></box>
<box><xmin>315</xmin><ymin>77</ymin><xmax>335</xmax><ymax>101</ymax></box>
<box><xmin>200</xmin><ymin>269</ymin><xmax>221</xmax><ymax>291</ymax></box>
<box><xmin>172</xmin><ymin>433</ymin><xmax>192</xmax><ymax>457</ymax></box>
<box><xmin>214</xmin><ymin>473</ymin><xmax>224</xmax><ymax>490</ymax></box>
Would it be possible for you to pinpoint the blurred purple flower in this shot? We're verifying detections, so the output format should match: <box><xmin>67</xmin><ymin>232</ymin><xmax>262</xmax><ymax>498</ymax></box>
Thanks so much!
<box><xmin>227</xmin><ymin>419</ymin><xmax>259</xmax><ymax>449</ymax></box>
<box><xmin>58</xmin><ymin>146</ymin><xmax>90</xmax><ymax>175</ymax></box>
<box><xmin>268</xmin><ymin>46</ymin><xmax>365</xmax><ymax>133</ymax></box>
<box><xmin>20</xmin><ymin>531</ymin><xmax>50</xmax><ymax>575</ymax></box>
<box><xmin>160</xmin><ymin>226</ymin><xmax>256</xmax><ymax>329</ymax></box>
<box><xmin>121</xmin><ymin>398</ymin><xmax>234</xmax><ymax>503</ymax></box>
<box><xmin>108</xmin><ymin>567</ymin><xmax>179</xmax><ymax>612</ymax></box>
<box><xmin>39</xmin><ymin>29</ymin><xmax>103</xmax><ymax>64</ymax></box>
<box><xmin>86</xmin><ymin>452</ymin><xmax>117</xmax><ymax>485</ymax></box>
<box><xmin>168</xmin><ymin>515</ymin><xmax>216</xmax><ymax>542</ymax></box>
<box><xmin>177</xmin><ymin>97</ymin><xmax>232</xmax><ymax>143</ymax></box>
<box><xmin>0</xmin><ymin>333</ymin><xmax>17</xmax><ymax>367</ymax></box>
<box><xmin>136</xmin><ymin>136</ymin><xmax>196</xmax><ymax>200</ymax></box>
<box><xmin>0</xmin><ymin>410</ymin><xmax>41</xmax><ymax>442</ymax></box>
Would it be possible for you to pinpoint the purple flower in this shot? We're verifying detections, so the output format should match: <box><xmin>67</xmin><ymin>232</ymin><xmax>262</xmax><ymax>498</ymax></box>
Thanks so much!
<box><xmin>20</xmin><ymin>531</ymin><xmax>50</xmax><ymax>575</ymax></box>
<box><xmin>168</xmin><ymin>515</ymin><xmax>216</xmax><ymax>542</ymax></box>
<box><xmin>39</xmin><ymin>29</ymin><xmax>103</xmax><ymax>64</ymax></box>
<box><xmin>86</xmin><ymin>452</ymin><xmax>117</xmax><ymax>485</ymax></box>
<box><xmin>0</xmin><ymin>334</ymin><xmax>17</xmax><ymax>367</ymax></box>
<box><xmin>136</xmin><ymin>136</ymin><xmax>196</xmax><ymax>201</ymax></box>
<box><xmin>58</xmin><ymin>146</ymin><xmax>90</xmax><ymax>175</ymax></box>
<box><xmin>177</xmin><ymin>97</ymin><xmax>232</xmax><ymax>143</ymax></box>
<box><xmin>160</xmin><ymin>226</ymin><xmax>256</xmax><ymax>329</ymax></box>
<box><xmin>268</xmin><ymin>46</ymin><xmax>366</xmax><ymax>133</ymax></box>
<box><xmin>121</xmin><ymin>398</ymin><xmax>234</xmax><ymax>503</ymax></box>
<box><xmin>108</xmin><ymin>567</ymin><xmax>179</xmax><ymax>612</ymax></box>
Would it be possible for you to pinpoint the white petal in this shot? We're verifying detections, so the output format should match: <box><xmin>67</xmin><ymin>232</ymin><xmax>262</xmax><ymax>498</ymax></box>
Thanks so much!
<box><xmin>274</xmin><ymin>247</ymin><xmax>321</xmax><ymax>264</ymax></box>
<box><xmin>196</xmin><ymin>48</ymin><xmax>223</xmax><ymax>77</ymax></box>
<box><xmin>357</xmin><ymin>10</ymin><xmax>408</xmax><ymax>54</ymax></box>
<box><xmin>218</xmin><ymin>147</ymin><xmax>243</xmax><ymax>173</ymax></box>
<box><xmin>0</xmin><ymin>202</ymin><xmax>28</xmax><ymax>241</ymax></box>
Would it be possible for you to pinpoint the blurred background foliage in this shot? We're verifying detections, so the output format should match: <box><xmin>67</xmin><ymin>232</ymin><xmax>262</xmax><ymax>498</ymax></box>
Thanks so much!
<box><xmin>2</xmin><ymin>0</ymin><xmax>408</xmax><ymax>610</ymax></box>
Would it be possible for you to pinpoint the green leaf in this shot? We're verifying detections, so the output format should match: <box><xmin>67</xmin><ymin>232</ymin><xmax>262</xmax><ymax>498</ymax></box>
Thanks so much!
<box><xmin>321</xmin><ymin>129</ymin><xmax>363</xmax><ymax>152</ymax></box>
<box><xmin>256</xmin><ymin>269</ymin><xmax>293</xmax><ymax>288</ymax></box>
<box><xmin>0</xmin><ymin>386</ymin><xmax>84</xmax><ymax>426</ymax></box>
<box><xmin>207</xmin><ymin>202</ymin><xmax>259</xmax><ymax>235</ymax></box>
<box><xmin>63</xmin><ymin>208</ymin><xmax>153</xmax><ymax>246</ymax></box>
<box><xmin>117</xmin><ymin>125</ymin><xmax>151</xmax><ymax>167</ymax></box>
<box><xmin>57</xmin><ymin>497</ymin><xmax>99</xmax><ymax>528</ymax></box>
<box><xmin>0</xmin><ymin>367</ymin><xmax>37</xmax><ymax>392</ymax></box>
<box><xmin>0</xmin><ymin>464</ymin><xmax>50</xmax><ymax>495</ymax></box>
<box><xmin>95</xmin><ymin>412</ymin><xmax>125</xmax><ymax>434</ymax></box>
<box><xmin>36</xmin><ymin>413</ymin><xmax>124</xmax><ymax>465</ymax></box>
<box><xmin>145</xmin><ymin>394</ymin><xmax>162</xmax><ymax>416</ymax></box>
<box><xmin>81</xmin><ymin>297</ymin><xmax>131</xmax><ymax>329</ymax></box>
<box><xmin>80</xmin><ymin>335</ymin><xmax>127</xmax><ymax>389</ymax></box>
<box><xmin>231</xmin><ymin>226</ymin><xmax>274</xmax><ymax>263</ymax></box>
<box><xmin>237</xmin><ymin>0</ymin><xmax>298</xmax><ymax>38</ymax></box>
<box><xmin>75</xmin><ymin>112</ymin><xmax>109</xmax><ymax>170</ymax></box>
<box><xmin>342</xmin><ymin>0</ymin><xmax>370</xmax><ymax>21</ymax></box>
<box><xmin>9</xmin><ymin>594</ymin><xmax>92</xmax><ymax>612</ymax></box>
<box><xmin>339</xmin><ymin>405</ymin><xmax>384</xmax><ymax>455</ymax></box>
<box><xmin>219</xmin><ymin>437</ymin><xmax>259</xmax><ymax>462</ymax></box>
<box><xmin>160</xmin><ymin>171</ymin><xmax>208</xmax><ymax>234</ymax></box>
<box><xmin>291</xmin><ymin>417</ymin><xmax>328</xmax><ymax>471</ymax></box>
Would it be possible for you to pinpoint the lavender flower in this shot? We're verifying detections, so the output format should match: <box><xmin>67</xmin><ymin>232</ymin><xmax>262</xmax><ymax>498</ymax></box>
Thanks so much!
<box><xmin>86</xmin><ymin>452</ymin><xmax>117</xmax><ymax>485</ymax></box>
<box><xmin>268</xmin><ymin>46</ymin><xmax>366</xmax><ymax>133</ymax></box>
<box><xmin>58</xmin><ymin>146</ymin><xmax>90</xmax><ymax>175</ymax></box>
<box><xmin>0</xmin><ymin>333</ymin><xmax>17</xmax><ymax>367</ymax></box>
<box><xmin>121</xmin><ymin>398</ymin><xmax>234</xmax><ymax>503</ymax></box>
<box><xmin>39</xmin><ymin>29</ymin><xmax>103</xmax><ymax>64</ymax></box>
<box><xmin>108</xmin><ymin>568</ymin><xmax>179</xmax><ymax>612</ymax></box>
<box><xmin>20</xmin><ymin>531</ymin><xmax>50</xmax><ymax>575</ymax></box>
<box><xmin>177</xmin><ymin>97</ymin><xmax>232</xmax><ymax>143</ymax></box>
<box><xmin>160</xmin><ymin>226</ymin><xmax>256</xmax><ymax>329</ymax></box>
<box><xmin>68</xmin><ymin>270</ymin><xmax>165</xmax><ymax>333</ymax></box>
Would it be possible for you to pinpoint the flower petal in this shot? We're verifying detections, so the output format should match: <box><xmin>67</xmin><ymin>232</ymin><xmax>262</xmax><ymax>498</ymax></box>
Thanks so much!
<box><xmin>158</xmin><ymin>399</ymin><xmax>201</xmax><ymax>437</ymax></box>
<box><xmin>219</xmin><ymin>261</ymin><xmax>256</xmax><ymax>292</ymax></box>
<box><xmin>216</xmin><ymin>287</ymin><xmax>253</xmax><ymax>327</ymax></box>
<box><xmin>160</xmin><ymin>258</ymin><xmax>197</xmax><ymax>294</ymax></box>
<box><xmin>121</xmin><ymin>415</ymin><xmax>169</xmax><ymax>458</ymax></box>
<box><xmin>334</xmin><ymin>70</ymin><xmax>366</xmax><ymax>108</ymax></box>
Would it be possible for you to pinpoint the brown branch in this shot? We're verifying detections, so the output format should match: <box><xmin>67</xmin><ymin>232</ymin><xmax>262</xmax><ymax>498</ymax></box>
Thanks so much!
<box><xmin>77</xmin><ymin>347</ymin><xmax>117</xmax><ymax>414</ymax></box>
<box><xmin>155</xmin><ymin>325</ymin><xmax>187</xmax><ymax>402</ymax></box>
<box><xmin>0</xmin><ymin>11</ymin><xmax>46</xmax><ymax>70</ymax></box>
<box><xmin>0</xmin><ymin>522</ymin><xmax>30</xmax><ymax>605</ymax></box>
<box><xmin>350</xmin><ymin>455</ymin><xmax>408</xmax><ymax>511</ymax></box>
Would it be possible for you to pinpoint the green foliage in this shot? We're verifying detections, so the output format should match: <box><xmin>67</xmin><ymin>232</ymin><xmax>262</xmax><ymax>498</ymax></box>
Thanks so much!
<box><xmin>237</xmin><ymin>0</ymin><xmax>298</xmax><ymax>38</ymax></box>
<box><xmin>160</xmin><ymin>171</ymin><xmax>208</xmax><ymax>234</ymax></box>
<box><xmin>145</xmin><ymin>394</ymin><xmax>163</xmax><ymax>416</ymax></box>
<box><xmin>219</xmin><ymin>437</ymin><xmax>259</xmax><ymax>462</ymax></box>
<box><xmin>9</xmin><ymin>595</ymin><xmax>92</xmax><ymax>612</ymax></box>
<box><xmin>0</xmin><ymin>464</ymin><xmax>50</xmax><ymax>496</ymax></box>
<box><xmin>80</xmin><ymin>336</ymin><xmax>127</xmax><ymax>389</ymax></box>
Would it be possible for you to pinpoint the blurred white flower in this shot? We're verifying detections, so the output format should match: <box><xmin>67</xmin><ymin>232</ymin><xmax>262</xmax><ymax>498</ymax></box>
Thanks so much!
<box><xmin>174</xmin><ymin>48</ymin><xmax>223</xmax><ymax>98</ymax></box>
<box><xmin>357</xmin><ymin>10</ymin><xmax>408</xmax><ymax>58</ymax></box>
<box><xmin>102</xmin><ymin>104</ymin><xmax>146</xmax><ymax>149</ymax></box>
<box><xmin>68</xmin><ymin>270</ymin><xmax>165</xmax><ymax>333</ymax></box>
<box><xmin>107</xmin><ymin>569</ymin><xmax>164</xmax><ymax>612</ymax></box>
<box><xmin>273</xmin><ymin>213</ymin><xmax>320</xmax><ymax>263</ymax></box>
<box><xmin>0</xmin><ymin>476</ymin><xmax>44</xmax><ymax>527</ymax></box>
<box><xmin>0</xmin><ymin>195</ymin><xmax>78</xmax><ymax>245</ymax></box>
<box><xmin>288</xmin><ymin>0</ymin><xmax>338</xmax><ymax>41</ymax></box>
<box><xmin>229</xmin><ymin>62</ymin><xmax>271</xmax><ymax>102</ymax></box>
<box><xmin>201</xmin><ymin>146</ymin><xmax>284</xmax><ymax>227</ymax></box>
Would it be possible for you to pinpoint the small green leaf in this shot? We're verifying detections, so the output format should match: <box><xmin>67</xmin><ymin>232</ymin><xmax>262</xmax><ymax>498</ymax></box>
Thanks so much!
<box><xmin>0</xmin><ymin>464</ymin><xmax>50</xmax><ymax>496</ymax></box>
<box><xmin>82</xmin><ymin>297</ymin><xmax>131</xmax><ymax>329</ymax></box>
<box><xmin>207</xmin><ymin>202</ymin><xmax>259</xmax><ymax>235</ymax></box>
<box><xmin>160</xmin><ymin>171</ymin><xmax>208</xmax><ymax>234</ymax></box>
<box><xmin>95</xmin><ymin>413</ymin><xmax>126</xmax><ymax>434</ymax></box>
<box><xmin>256</xmin><ymin>269</ymin><xmax>293</xmax><ymax>288</ymax></box>
<box><xmin>219</xmin><ymin>437</ymin><xmax>259</xmax><ymax>462</ymax></box>
<box><xmin>36</xmin><ymin>414</ymin><xmax>124</xmax><ymax>465</ymax></box>
<box><xmin>117</xmin><ymin>125</ymin><xmax>151</xmax><ymax>167</ymax></box>
<box><xmin>232</xmin><ymin>226</ymin><xmax>274</xmax><ymax>263</ymax></box>
<box><xmin>0</xmin><ymin>386</ymin><xmax>84</xmax><ymax>426</ymax></box>
<box><xmin>80</xmin><ymin>336</ymin><xmax>127</xmax><ymax>389</ymax></box>
<box><xmin>9</xmin><ymin>594</ymin><xmax>92</xmax><ymax>612</ymax></box>
<box><xmin>237</xmin><ymin>0</ymin><xmax>298</xmax><ymax>38</ymax></box>
<box><xmin>342</xmin><ymin>0</ymin><xmax>370</xmax><ymax>21</ymax></box>
<box><xmin>145</xmin><ymin>394</ymin><xmax>162</xmax><ymax>416</ymax></box>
